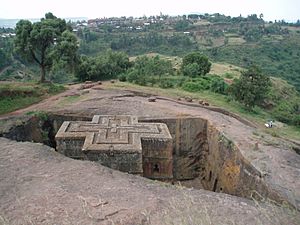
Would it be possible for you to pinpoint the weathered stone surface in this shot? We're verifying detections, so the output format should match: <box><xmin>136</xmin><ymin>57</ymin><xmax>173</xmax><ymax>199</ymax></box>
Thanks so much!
<box><xmin>1</xmin><ymin>85</ymin><xmax>299</xmax><ymax>218</ymax></box>
<box><xmin>185</xmin><ymin>96</ymin><xmax>193</xmax><ymax>102</ymax></box>
<box><xmin>142</xmin><ymin>117</ymin><xmax>208</xmax><ymax>181</ymax></box>
<box><xmin>141</xmin><ymin>117</ymin><xmax>300</xmax><ymax>209</ymax></box>
<box><xmin>148</xmin><ymin>97</ymin><xmax>156</xmax><ymax>102</ymax></box>
<box><xmin>55</xmin><ymin>115</ymin><xmax>173</xmax><ymax>179</ymax></box>
<box><xmin>0</xmin><ymin>137</ymin><xmax>299</xmax><ymax>225</ymax></box>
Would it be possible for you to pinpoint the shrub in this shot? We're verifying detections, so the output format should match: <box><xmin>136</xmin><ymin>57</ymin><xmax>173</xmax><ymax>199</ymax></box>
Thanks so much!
<box><xmin>158</xmin><ymin>79</ymin><xmax>174</xmax><ymax>88</ymax></box>
<box><xmin>46</xmin><ymin>83</ymin><xmax>65</xmax><ymax>94</ymax></box>
<box><xmin>118</xmin><ymin>73</ymin><xmax>127</xmax><ymax>82</ymax></box>
<box><xmin>75</xmin><ymin>51</ymin><xmax>131</xmax><ymax>81</ymax></box>
<box><xmin>230</xmin><ymin>65</ymin><xmax>271</xmax><ymax>109</ymax></box>
<box><xmin>175</xmin><ymin>76</ymin><xmax>188</xmax><ymax>87</ymax></box>
<box><xmin>133</xmin><ymin>55</ymin><xmax>173</xmax><ymax>77</ymax></box>
<box><xmin>181</xmin><ymin>52</ymin><xmax>212</xmax><ymax>77</ymax></box>
<box><xmin>136</xmin><ymin>76</ymin><xmax>147</xmax><ymax>86</ymax></box>
<box><xmin>224</xmin><ymin>72</ymin><xmax>234</xmax><ymax>79</ymax></box>
<box><xmin>182</xmin><ymin>82</ymin><xmax>202</xmax><ymax>92</ymax></box>
<box><xmin>126</xmin><ymin>70</ymin><xmax>139</xmax><ymax>83</ymax></box>
<box><xmin>292</xmin><ymin>115</ymin><xmax>300</xmax><ymax>126</ymax></box>
<box><xmin>271</xmin><ymin>101</ymin><xmax>294</xmax><ymax>124</ymax></box>
<box><xmin>182</xmin><ymin>79</ymin><xmax>210</xmax><ymax>92</ymax></box>
<box><xmin>126</xmin><ymin>70</ymin><xmax>150</xmax><ymax>86</ymax></box>
<box><xmin>182</xmin><ymin>63</ymin><xmax>200</xmax><ymax>77</ymax></box>
<box><xmin>125</xmin><ymin>55</ymin><xmax>175</xmax><ymax>86</ymax></box>
<box><xmin>210</xmin><ymin>78</ymin><xmax>228</xmax><ymax>94</ymax></box>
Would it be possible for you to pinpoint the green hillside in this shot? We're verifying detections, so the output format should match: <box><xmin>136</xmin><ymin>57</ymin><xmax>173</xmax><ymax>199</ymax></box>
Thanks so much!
<box><xmin>0</xmin><ymin>13</ymin><xmax>299</xmax><ymax>134</ymax></box>
<box><xmin>1</xmin><ymin>14</ymin><xmax>300</xmax><ymax>91</ymax></box>
<box><xmin>74</xmin><ymin>15</ymin><xmax>300</xmax><ymax>91</ymax></box>
<box><xmin>204</xmin><ymin>31</ymin><xmax>300</xmax><ymax>92</ymax></box>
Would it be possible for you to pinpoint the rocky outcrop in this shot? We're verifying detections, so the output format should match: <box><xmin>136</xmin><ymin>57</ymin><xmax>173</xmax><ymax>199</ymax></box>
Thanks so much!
<box><xmin>0</xmin><ymin>137</ymin><xmax>299</xmax><ymax>225</ymax></box>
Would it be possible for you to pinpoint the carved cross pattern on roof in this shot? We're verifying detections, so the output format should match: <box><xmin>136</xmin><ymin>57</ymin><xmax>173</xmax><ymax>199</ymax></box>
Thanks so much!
<box><xmin>55</xmin><ymin>115</ymin><xmax>172</xmax><ymax>153</ymax></box>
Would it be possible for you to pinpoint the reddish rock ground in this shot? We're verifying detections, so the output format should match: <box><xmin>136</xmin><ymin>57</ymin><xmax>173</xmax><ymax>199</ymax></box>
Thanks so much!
<box><xmin>0</xmin><ymin>82</ymin><xmax>299</xmax><ymax>224</ymax></box>
<box><xmin>0</xmin><ymin>138</ymin><xmax>299</xmax><ymax>225</ymax></box>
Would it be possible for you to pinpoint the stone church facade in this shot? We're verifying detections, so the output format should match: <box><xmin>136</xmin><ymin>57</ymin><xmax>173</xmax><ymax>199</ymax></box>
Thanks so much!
<box><xmin>55</xmin><ymin>115</ymin><xmax>173</xmax><ymax>180</ymax></box>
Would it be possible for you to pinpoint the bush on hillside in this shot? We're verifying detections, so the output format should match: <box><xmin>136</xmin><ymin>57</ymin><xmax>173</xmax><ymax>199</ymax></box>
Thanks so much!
<box><xmin>158</xmin><ymin>79</ymin><xmax>174</xmax><ymax>88</ymax></box>
<box><xmin>230</xmin><ymin>65</ymin><xmax>271</xmax><ymax>109</ymax></box>
<box><xmin>264</xmin><ymin>78</ymin><xmax>300</xmax><ymax>126</ymax></box>
<box><xmin>182</xmin><ymin>78</ymin><xmax>210</xmax><ymax>92</ymax></box>
<box><xmin>181</xmin><ymin>52</ymin><xmax>211</xmax><ymax>77</ymax></box>
<box><xmin>125</xmin><ymin>55</ymin><xmax>174</xmax><ymax>85</ymax></box>
<box><xmin>210</xmin><ymin>78</ymin><xmax>228</xmax><ymax>94</ymax></box>
<box><xmin>118</xmin><ymin>73</ymin><xmax>127</xmax><ymax>82</ymax></box>
<box><xmin>293</xmin><ymin>115</ymin><xmax>300</xmax><ymax>126</ymax></box>
<box><xmin>75</xmin><ymin>51</ymin><xmax>131</xmax><ymax>81</ymax></box>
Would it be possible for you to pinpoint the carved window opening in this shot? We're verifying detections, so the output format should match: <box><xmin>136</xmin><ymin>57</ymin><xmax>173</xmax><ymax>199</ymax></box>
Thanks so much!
<box><xmin>213</xmin><ymin>178</ymin><xmax>218</xmax><ymax>192</ymax></box>
<box><xmin>153</xmin><ymin>164</ymin><xmax>160</xmax><ymax>173</ymax></box>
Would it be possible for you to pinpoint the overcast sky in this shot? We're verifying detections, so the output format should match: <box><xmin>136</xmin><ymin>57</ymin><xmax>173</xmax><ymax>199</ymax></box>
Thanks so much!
<box><xmin>1</xmin><ymin>0</ymin><xmax>299</xmax><ymax>22</ymax></box>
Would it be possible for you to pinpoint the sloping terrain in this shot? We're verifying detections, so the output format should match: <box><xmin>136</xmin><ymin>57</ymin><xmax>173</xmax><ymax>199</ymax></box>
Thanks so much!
<box><xmin>0</xmin><ymin>138</ymin><xmax>299</xmax><ymax>225</ymax></box>
<box><xmin>0</xmin><ymin>82</ymin><xmax>299</xmax><ymax>224</ymax></box>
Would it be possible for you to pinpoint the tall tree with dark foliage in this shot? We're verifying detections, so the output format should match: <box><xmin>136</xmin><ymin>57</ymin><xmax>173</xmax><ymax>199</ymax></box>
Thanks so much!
<box><xmin>14</xmin><ymin>13</ymin><xmax>78</xmax><ymax>82</ymax></box>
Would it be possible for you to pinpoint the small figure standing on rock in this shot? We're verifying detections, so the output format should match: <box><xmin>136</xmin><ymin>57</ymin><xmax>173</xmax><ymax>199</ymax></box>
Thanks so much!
<box><xmin>265</xmin><ymin>120</ymin><xmax>273</xmax><ymax>128</ymax></box>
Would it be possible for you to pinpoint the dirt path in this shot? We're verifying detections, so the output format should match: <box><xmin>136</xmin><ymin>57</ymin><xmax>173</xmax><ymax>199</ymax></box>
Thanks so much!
<box><xmin>0</xmin><ymin>83</ymin><xmax>83</xmax><ymax>119</ymax></box>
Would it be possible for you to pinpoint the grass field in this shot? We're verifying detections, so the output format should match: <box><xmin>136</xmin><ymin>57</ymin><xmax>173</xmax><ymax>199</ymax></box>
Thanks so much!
<box><xmin>209</xmin><ymin>62</ymin><xmax>242</xmax><ymax>78</ymax></box>
<box><xmin>228</xmin><ymin>37</ymin><xmax>246</xmax><ymax>45</ymax></box>
<box><xmin>0</xmin><ymin>82</ymin><xmax>65</xmax><ymax>115</ymax></box>
<box><xmin>0</xmin><ymin>96</ymin><xmax>41</xmax><ymax>115</ymax></box>
<box><xmin>130</xmin><ymin>53</ymin><xmax>242</xmax><ymax>78</ymax></box>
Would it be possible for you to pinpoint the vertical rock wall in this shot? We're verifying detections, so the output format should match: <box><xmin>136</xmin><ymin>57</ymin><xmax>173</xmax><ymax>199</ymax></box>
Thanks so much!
<box><xmin>1</xmin><ymin>114</ymin><xmax>292</xmax><ymax>207</ymax></box>
<box><xmin>142</xmin><ymin>138</ymin><xmax>173</xmax><ymax>179</ymax></box>
<box><xmin>203</xmin><ymin>123</ymin><xmax>286</xmax><ymax>205</ymax></box>
<box><xmin>141</xmin><ymin>117</ymin><xmax>208</xmax><ymax>181</ymax></box>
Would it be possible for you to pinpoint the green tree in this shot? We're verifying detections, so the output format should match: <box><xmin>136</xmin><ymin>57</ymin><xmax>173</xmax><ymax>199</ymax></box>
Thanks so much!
<box><xmin>133</xmin><ymin>55</ymin><xmax>173</xmax><ymax>77</ymax></box>
<box><xmin>0</xmin><ymin>37</ymin><xmax>13</xmax><ymax>70</ymax></box>
<box><xmin>174</xmin><ymin>20</ymin><xmax>190</xmax><ymax>31</ymax></box>
<box><xmin>75</xmin><ymin>51</ymin><xmax>131</xmax><ymax>81</ymax></box>
<box><xmin>210</xmin><ymin>77</ymin><xmax>228</xmax><ymax>94</ymax></box>
<box><xmin>230</xmin><ymin>65</ymin><xmax>271</xmax><ymax>109</ymax></box>
<box><xmin>181</xmin><ymin>52</ymin><xmax>211</xmax><ymax>77</ymax></box>
<box><xmin>14</xmin><ymin>13</ymin><xmax>78</xmax><ymax>82</ymax></box>
<box><xmin>124</xmin><ymin>55</ymin><xmax>173</xmax><ymax>85</ymax></box>
<box><xmin>75</xmin><ymin>55</ymin><xmax>91</xmax><ymax>81</ymax></box>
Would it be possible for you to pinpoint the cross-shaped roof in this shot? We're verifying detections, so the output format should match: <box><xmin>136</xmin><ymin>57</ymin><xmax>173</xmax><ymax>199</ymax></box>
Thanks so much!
<box><xmin>55</xmin><ymin>115</ymin><xmax>172</xmax><ymax>153</ymax></box>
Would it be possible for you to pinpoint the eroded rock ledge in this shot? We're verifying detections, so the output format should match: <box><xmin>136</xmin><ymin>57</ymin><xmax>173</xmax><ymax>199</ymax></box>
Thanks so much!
<box><xmin>0</xmin><ymin>137</ymin><xmax>299</xmax><ymax>225</ymax></box>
